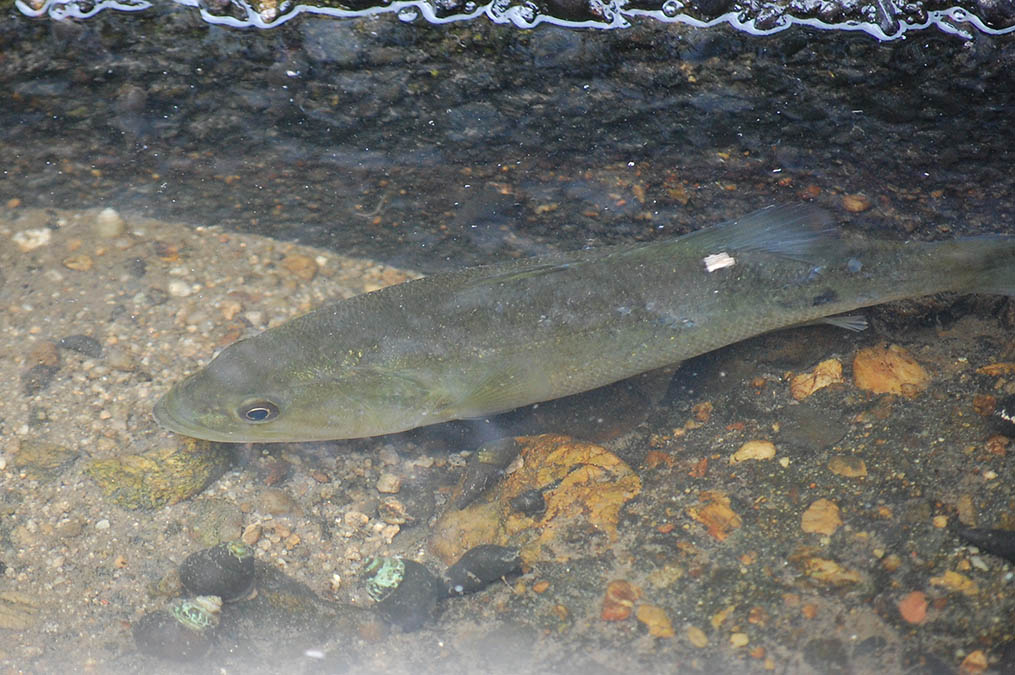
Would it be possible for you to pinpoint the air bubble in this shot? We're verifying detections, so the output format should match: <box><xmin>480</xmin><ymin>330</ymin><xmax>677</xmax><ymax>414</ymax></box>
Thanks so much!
<box><xmin>661</xmin><ymin>0</ymin><xmax>682</xmax><ymax>18</ymax></box>
<box><xmin>397</xmin><ymin>5</ymin><xmax>419</xmax><ymax>21</ymax></box>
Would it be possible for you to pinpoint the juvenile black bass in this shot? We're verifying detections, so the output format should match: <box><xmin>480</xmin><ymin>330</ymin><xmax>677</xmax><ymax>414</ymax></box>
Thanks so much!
<box><xmin>154</xmin><ymin>205</ymin><xmax>1015</xmax><ymax>443</ymax></box>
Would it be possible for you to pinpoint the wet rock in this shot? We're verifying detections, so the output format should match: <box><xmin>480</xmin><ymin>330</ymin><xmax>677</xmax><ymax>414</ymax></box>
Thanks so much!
<box><xmin>57</xmin><ymin>334</ymin><xmax>103</xmax><ymax>358</ymax></box>
<box><xmin>187</xmin><ymin>498</ymin><xmax>246</xmax><ymax>548</ymax></box>
<box><xmin>258</xmin><ymin>488</ymin><xmax>300</xmax><ymax>515</ymax></box>
<box><xmin>85</xmin><ymin>438</ymin><xmax>233</xmax><ymax>510</ymax></box>
<box><xmin>11</xmin><ymin>440</ymin><xmax>78</xmax><ymax>481</ymax></box>
<box><xmin>853</xmin><ymin>344</ymin><xmax>929</xmax><ymax>396</ymax></box>
<box><xmin>802</xmin><ymin>637</ymin><xmax>849</xmax><ymax>675</ymax></box>
<box><xmin>0</xmin><ymin>591</ymin><xmax>42</xmax><ymax>630</ymax></box>
<box><xmin>20</xmin><ymin>364</ymin><xmax>59</xmax><ymax>395</ymax></box>
<box><xmin>432</xmin><ymin>435</ymin><xmax>642</xmax><ymax>565</ymax></box>
<box><xmin>93</xmin><ymin>207</ymin><xmax>126</xmax><ymax>238</ymax></box>
<box><xmin>26</xmin><ymin>341</ymin><xmax>60</xmax><ymax>368</ymax></box>
<box><xmin>508</xmin><ymin>489</ymin><xmax>545</xmax><ymax>517</ymax></box>
<box><xmin>778</xmin><ymin>403</ymin><xmax>848</xmax><ymax>451</ymax></box>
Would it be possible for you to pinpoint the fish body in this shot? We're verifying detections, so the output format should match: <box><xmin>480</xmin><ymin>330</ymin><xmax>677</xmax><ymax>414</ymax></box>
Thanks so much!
<box><xmin>154</xmin><ymin>205</ymin><xmax>1015</xmax><ymax>443</ymax></box>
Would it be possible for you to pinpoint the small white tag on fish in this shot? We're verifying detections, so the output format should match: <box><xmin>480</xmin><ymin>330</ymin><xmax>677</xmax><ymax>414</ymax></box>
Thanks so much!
<box><xmin>703</xmin><ymin>251</ymin><xmax>736</xmax><ymax>272</ymax></box>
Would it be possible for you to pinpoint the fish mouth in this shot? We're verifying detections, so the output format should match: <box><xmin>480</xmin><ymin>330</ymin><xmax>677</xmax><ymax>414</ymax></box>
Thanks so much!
<box><xmin>152</xmin><ymin>390</ymin><xmax>198</xmax><ymax>437</ymax></box>
<box><xmin>152</xmin><ymin>389</ymin><xmax>229</xmax><ymax>443</ymax></box>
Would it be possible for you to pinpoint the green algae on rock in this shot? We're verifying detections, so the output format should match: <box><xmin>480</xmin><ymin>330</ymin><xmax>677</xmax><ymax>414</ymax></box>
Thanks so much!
<box><xmin>85</xmin><ymin>438</ymin><xmax>233</xmax><ymax>510</ymax></box>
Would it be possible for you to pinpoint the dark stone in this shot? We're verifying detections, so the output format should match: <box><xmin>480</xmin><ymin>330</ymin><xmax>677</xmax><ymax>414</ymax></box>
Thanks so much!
<box><xmin>21</xmin><ymin>364</ymin><xmax>59</xmax><ymax>396</ymax></box>
<box><xmin>58</xmin><ymin>334</ymin><xmax>103</xmax><ymax>358</ymax></box>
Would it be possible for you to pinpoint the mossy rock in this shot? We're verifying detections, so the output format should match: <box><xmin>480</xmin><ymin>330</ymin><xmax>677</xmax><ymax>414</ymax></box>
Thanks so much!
<box><xmin>85</xmin><ymin>438</ymin><xmax>233</xmax><ymax>510</ymax></box>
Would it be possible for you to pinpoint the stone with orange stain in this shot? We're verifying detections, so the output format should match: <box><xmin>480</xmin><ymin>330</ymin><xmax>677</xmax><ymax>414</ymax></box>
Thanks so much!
<box><xmin>789</xmin><ymin>358</ymin><xmax>843</xmax><ymax>400</ymax></box>
<box><xmin>685</xmin><ymin>625</ymin><xmax>709</xmax><ymax>647</ymax></box>
<box><xmin>730</xmin><ymin>440</ymin><xmax>776</xmax><ymax>464</ymax></box>
<box><xmin>930</xmin><ymin>570</ymin><xmax>979</xmax><ymax>596</ymax></box>
<box><xmin>976</xmin><ymin>363</ymin><xmax>1015</xmax><ymax>376</ymax></box>
<box><xmin>429</xmin><ymin>435</ymin><xmax>642</xmax><ymax>565</ymax></box>
<box><xmin>853</xmin><ymin>344</ymin><xmax>929</xmax><ymax>396</ymax></box>
<box><xmin>801</xmin><ymin>498</ymin><xmax>843</xmax><ymax>535</ymax></box>
<box><xmin>601</xmin><ymin>580</ymin><xmax>640</xmax><ymax>621</ymax></box>
<box><xmin>644</xmin><ymin>450</ymin><xmax>674</xmax><ymax>469</ymax></box>
<box><xmin>827</xmin><ymin>456</ymin><xmax>867</xmax><ymax>478</ymax></box>
<box><xmin>801</xmin><ymin>557</ymin><xmax>862</xmax><ymax>586</ymax></box>
<box><xmin>959</xmin><ymin>650</ymin><xmax>988</xmax><ymax>675</ymax></box>
<box><xmin>898</xmin><ymin>590</ymin><xmax>928</xmax><ymax>624</ymax></box>
<box><xmin>687</xmin><ymin>491</ymin><xmax>742</xmax><ymax>541</ymax></box>
<box><xmin>636</xmin><ymin>604</ymin><xmax>675</xmax><ymax>638</ymax></box>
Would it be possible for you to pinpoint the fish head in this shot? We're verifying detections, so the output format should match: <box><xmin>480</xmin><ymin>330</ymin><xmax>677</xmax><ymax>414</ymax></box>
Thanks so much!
<box><xmin>153</xmin><ymin>336</ymin><xmax>433</xmax><ymax>443</ymax></box>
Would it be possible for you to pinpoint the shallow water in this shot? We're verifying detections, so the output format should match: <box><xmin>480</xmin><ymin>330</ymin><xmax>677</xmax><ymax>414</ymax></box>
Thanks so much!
<box><xmin>1</xmin><ymin>8</ymin><xmax>1014</xmax><ymax>674</ymax></box>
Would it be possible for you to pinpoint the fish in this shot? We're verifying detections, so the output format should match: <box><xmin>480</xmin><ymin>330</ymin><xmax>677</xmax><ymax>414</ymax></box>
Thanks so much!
<box><xmin>154</xmin><ymin>204</ymin><xmax>1015</xmax><ymax>443</ymax></box>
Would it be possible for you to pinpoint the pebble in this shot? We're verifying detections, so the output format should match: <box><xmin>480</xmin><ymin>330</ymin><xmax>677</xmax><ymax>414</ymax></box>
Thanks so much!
<box><xmin>636</xmin><ymin>604</ymin><xmax>675</xmax><ymax>638</ymax></box>
<box><xmin>801</xmin><ymin>498</ymin><xmax>842</xmax><ymax>535</ymax></box>
<box><xmin>686</xmin><ymin>625</ymin><xmax>709</xmax><ymax>647</ymax></box>
<box><xmin>259</xmin><ymin>488</ymin><xmax>300</xmax><ymax>515</ymax></box>
<box><xmin>12</xmin><ymin>228</ymin><xmax>51</xmax><ymax>252</ymax></box>
<box><xmin>898</xmin><ymin>590</ymin><xmax>928</xmax><ymax>624</ymax></box>
<box><xmin>58</xmin><ymin>334</ymin><xmax>103</xmax><ymax>358</ymax></box>
<box><xmin>61</xmin><ymin>254</ymin><xmax>93</xmax><ymax>271</ymax></box>
<box><xmin>21</xmin><ymin>364</ymin><xmax>60</xmax><ymax>396</ymax></box>
<box><xmin>376</xmin><ymin>472</ymin><xmax>402</xmax><ymax>494</ymax></box>
<box><xmin>827</xmin><ymin>456</ymin><xmax>867</xmax><ymax>478</ymax></box>
<box><xmin>281</xmin><ymin>253</ymin><xmax>319</xmax><ymax>281</ymax></box>
<box><xmin>93</xmin><ymin>208</ymin><xmax>126</xmax><ymax>238</ymax></box>
<box><xmin>853</xmin><ymin>344</ymin><xmax>929</xmax><ymax>396</ymax></box>
<box><xmin>730</xmin><ymin>440</ymin><xmax>776</xmax><ymax>464</ymax></box>
<box><xmin>105</xmin><ymin>347</ymin><xmax>136</xmax><ymax>371</ymax></box>
<box><xmin>167</xmin><ymin>280</ymin><xmax>193</xmax><ymax>298</ymax></box>
<box><xmin>600</xmin><ymin>579</ymin><xmax>639</xmax><ymax>621</ymax></box>
<box><xmin>27</xmin><ymin>341</ymin><xmax>61</xmax><ymax>368</ymax></box>
<box><xmin>841</xmin><ymin>193</ymin><xmax>872</xmax><ymax>212</ymax></box>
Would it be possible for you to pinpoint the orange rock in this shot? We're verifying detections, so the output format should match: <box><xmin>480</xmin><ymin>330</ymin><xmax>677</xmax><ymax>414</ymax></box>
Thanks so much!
<box><xmin>853</xmin><ymin>344</ymin><xmax>929</xmax><ymax>396</ymax></box>
<box><xmin>898</xmin><ymin>590</ymin><xmax>928</xmax><ymax>624</ymax></box>
<box><xmin>827</xmin><ymin>455</ymin><xmax>867</xmax><ymax>478</ymax></box>
<box><xmin>972</xmin><ymin>394</ymin><xmax>996</xmax><ymax>417</ymax></box>
<box><xmin>801</xmin><ymin>499</ymin><xmax>843</xmax><ymax>535</ymax></box>
<box><xmin>685</xmin><ymin>625</ymin><xmax>709</xmax><ymax>647</ymax></box>
<box><xmin>976</xmin><ymin>362</ymin><xmax>1015</xmax><ymax>376</ymax></box>
<box><xmin>687</xmin><ymin>491</ymin><xmax>742</xmax><ymax>541</ymax></box>
<box><xmin>601</xmin><ymin>580</ymin><xmax>640</xmax><ymax>622</ymax></box>
<box><xmin>841</xmin><ymin>194</ymin><xmax>872</xmax><ymax>212</ymax></box>
<box><xmin>636</xmin><ymin>604</ymin><xmax>675</xmax><ymax>638</ymax></box>
<box><xmin>960</xmin><ymin>650</ymin><xmax>988</xmax><ymax>675</ymax></box>
<box><xmin>929</xmin><ymin>570</ymin><xmax>978</xmax><ymax>596</ymax></box>
<box><xmin>281</xmin><ymin>253</ymin><xmax>319</xmax><ymax>281</ymax></box>
<box><xmin>789</xmin><ymin>358</ymin><xmax>843</xmax><ymax>400</ymax></box>
<box><xmin>730</xmin><ymin>440</ymin><xmax>776</xmax><ymax>464</ymax></box>
<box><xmin>801</xmin><ymin>557</ymin><xmax>862</xmax><ymax>586</ymax></box>
<box><xmin>429</xmin><ymin>435</ymin><xmax>642</xmax><ymax>565</ymax></box>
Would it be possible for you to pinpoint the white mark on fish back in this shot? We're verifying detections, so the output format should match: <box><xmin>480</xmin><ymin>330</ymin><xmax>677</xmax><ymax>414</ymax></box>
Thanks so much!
<box><xmin>703</xmin><ymin>251</ymin><xmax>736</xmax><ymax>272</ymax></box>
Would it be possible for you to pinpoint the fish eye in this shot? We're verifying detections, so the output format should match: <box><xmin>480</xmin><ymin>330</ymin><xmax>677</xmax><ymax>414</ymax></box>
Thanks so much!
<box><xmin>238</xmin><ymin>400</ymin><xmax>280</xmax><ymax>423</ymax></box>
